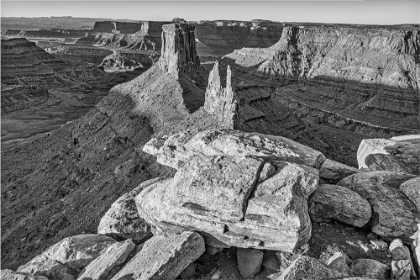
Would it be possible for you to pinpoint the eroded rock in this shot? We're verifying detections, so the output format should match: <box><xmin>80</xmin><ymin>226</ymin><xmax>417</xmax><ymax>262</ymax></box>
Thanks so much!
<box><xmin>308</xmin><ymin>184</ymin><xmax>371</xmax><ymax>227</ymax></box>
<box><xmin>143</xmin><ymin>129</ymin><xmax>326</xmax><ymax>170</ymax></box>
<box><xmin>399</xmin><ymin>177</ymin><xmax>420</xmax><ymax>211</ymax></box>
<box><xmin>319</xmin><ymin>159</ymin><xmax>359</xmax><ymax>184</ymax></box>
<box><xmin>350</xmin><ymin>259</ymin><xmax>390</xmax><ymax>279</ymax></box>
<box><xmin>77</xmin><ymin>239</ymin><xmax>135</xmax><ymax>280</ymax></box>
<box><xmin>389</xmin><ymin>239</ymin><xmax>417</xmax><ymax>280</ymax></box>
<box><xmin>338</xmin><ymin>171</ymin><xmax>419</xmax><ymax>241</ymax></box>
<box><xmin>203</xmin><ymin>62</ymin><xmax>238</xmax><ymax>129</ymax></box>
<box><xmin>17</xmin><ymin>254</ymin><xmax>76</xmax><ymax>280</ymax></box>
<box><xmin>110</xmin><ymin>232</ymin><xmax>205</xmax><ymax>280</ymax></box>
<box><xmin>278</xmin><ymin>256</ymin><xmax>348</xmax><ymax>280</ymax></box>
<box><xmin>357</xmin><ymin>136</ymin><xmax>420</xmax><ymax>175</ymax></box>
<box><xmin>327</xmin><ymin>252</ymin><xmax>352</xmax><ymax>275</ymax></box>
<box><xmin>97</xmin><ymin>178</ymin><xmax>162</xmax><ymax>243</ymax></box>
<box><xmin>136</xmin><ymin>157</ymin><xmax>319</xmax><ymax>252</ymax></box>
<box><xmin>1</xmin><ymin>270</ymin><xmax>48</xmax><ymax>280</ymax></box>
<box><xmin>236</xmin><ymin>248</ymin><xmax>263</xmax><ymax>278</ymax></box>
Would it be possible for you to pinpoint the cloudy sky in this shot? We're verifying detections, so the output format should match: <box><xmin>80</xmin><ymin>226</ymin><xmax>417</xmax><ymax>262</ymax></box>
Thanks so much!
<box><xmin>2</xmin><ymin>0</ymin><xmax>419</xmax><ymax>25</ymax></box>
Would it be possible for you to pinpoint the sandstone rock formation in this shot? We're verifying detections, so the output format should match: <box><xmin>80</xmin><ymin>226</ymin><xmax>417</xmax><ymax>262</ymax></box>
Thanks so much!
<box><xmin>319</xmin><ymin>159</ymin><xmax>359</xmax><ymax>184</ymax></box>
<box><xmin>99</xmin><ymin>51</ymin><xmax>157</xmax><ymax>73</ymax></box>
<box><xmin>350</xmin><ymin>259</ymin><xmax>390</xmax><ymax>279</ymax></box>
<box><xmin>19</xmin><ymin>235</ymin><xmax>117</xmax><ymax>274</ymax></box>
<box><xmin>357</xmin><ymin>135</ymin><xmax>420</xmax><ymax>175</ymax></box>
<box><xmin>77</xmin><ymin>239</ymin><xmax>135</xmax><ymax>280</ymax></box>
<box><xmin>110</xmin><ymin>232</ymin><xmax>204</xmax><ymax>280</ymax></box>
<box><xmin>143</xmin><ymin>129</ymin><xmax>326</xmax><ymax>170</ymax></box>
<box><xmin>158</xmin><ymin>24</ymin><xmax>200</xmax><ymax>78</ymax></box>
<box><xmin>138</xmin><ymin>129</ymin><xmax>322</xmax><ymax>252</ymax></box>
<box><xmin>97</xmin><ymin>178</ymin><xmax>163</xmax><ymax>243</ymax></box>
<box><xmin>338</xmin><ymin>171</ymin><xmax>419</xmax><ymax>241</ymax></box>
<box><xmin>389</xmin><ymin>239</ymin><xmax>417</xmax><ymax>280</ymax></box>
<box><xmin>399</xmin><ymin>177</ymin><xmax>420</xmax><ymax>211</ymax></box>
<box><xmin>278</xmin><ymin>256</ymin><xmax>348</xmax><ymax>280</ymax></box>
<box><xmin>308</xmin><ymin>184</ymin><xmax>372</xmax><ymax>227</ymax></box>
<box><xmin>203</xmin><ymin>62</ymin><xmax>238</xmax><ymax>128</ymax></box>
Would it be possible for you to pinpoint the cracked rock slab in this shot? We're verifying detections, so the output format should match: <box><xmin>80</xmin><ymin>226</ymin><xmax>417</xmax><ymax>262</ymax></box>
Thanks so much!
<box><xmin>136</xmin><ymin>159</ymin><xmax>318</xmax><ymax>252</ymax></box>
<box><xmin>109</xmin><ymin>232</ymin><xmax>205</xmax><ymax>280</ymax></box>
<box><xmin>143</xmin><ymin>129</ymin><xmax>326</xmax><ymax>170</ymax></box>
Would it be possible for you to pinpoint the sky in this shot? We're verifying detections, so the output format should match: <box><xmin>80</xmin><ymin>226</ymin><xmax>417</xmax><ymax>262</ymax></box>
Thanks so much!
<box><xmin>1</xmin><ymin>0</ymin><xmax>419</xmax><ymax>25</ymax></box>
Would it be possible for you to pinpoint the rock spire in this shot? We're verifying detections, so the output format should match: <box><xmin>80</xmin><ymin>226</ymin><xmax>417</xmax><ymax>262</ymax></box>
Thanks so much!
<box><xmin>158</xmin><ymin>23</ymin><xmax>200</xmax><ymax>78</ymax></box>
<box><xmin>204</xmin><ymin>61</ymin><xmax>238</xmax><ymax>129</ymax></box>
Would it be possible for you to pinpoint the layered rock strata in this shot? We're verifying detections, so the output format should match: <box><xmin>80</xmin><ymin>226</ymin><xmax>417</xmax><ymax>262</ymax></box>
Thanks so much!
<box><xmin>137</xmin><ymin>129</ymin><xmax>323</xmax><ymax>252</ymax></box>
<box><xmin>203</xmin><ymin>62</ymin><xmax>238</xmax><ymax>128</ymax></box>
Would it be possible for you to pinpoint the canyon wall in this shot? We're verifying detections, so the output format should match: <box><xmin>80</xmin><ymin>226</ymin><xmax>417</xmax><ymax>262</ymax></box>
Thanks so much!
<box><xmin>225</xmin><ymin>26</ymin><xmax>420</xmax><ymax>134</ymax></box>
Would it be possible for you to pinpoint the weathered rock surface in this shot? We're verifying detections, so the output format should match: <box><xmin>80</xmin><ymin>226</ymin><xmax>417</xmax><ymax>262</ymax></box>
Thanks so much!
<box><xmin>319</xmin><ymin>159</ymin><xmax>359</xmax><ymax>184</ymax></box>
<box><xmin>278</xmin><ymin>256</ymin><xmax>348</xmax><ymax>280</ymax></box>
<box><xmin>143</xmin><ymin>128</ymin><xmax>326</xmax><ymax>170</ymax></box>
<box><xmin>110</xmin><ymin>232</ymin><xmax>205</xmax><ymax>280</ymax></box>
<box><xmin>410</xmin><ymin>224</ymin><xmax>420</xmax><ymax>277</ymax></box>
<box><xmin>389</xmin><ymin>239</ymin><xmax>417</xmax><ymax>280</ymax></box>
<box><xmin>158</xmin><ymin>24</ymin><xmax>200</xmax><ymax>78</ymax></box>
<box><xmin>236</xmin><ymin>248</ymin><xmax>263</xmax><ymax>278</ymax></box>
<box><xmin>17</xmin><ymin>254</ymin><xmax>76</xmax><ymax>280</ymax></box>
<box><xmin>309</xmin><ymin>184</ymin><xmax>371</xmax><ymax>227</ymax></box>
<box><xmin>350</xmin><ymin>259</ymin><xmax>390</xmax><ymax>279</ymax></box>
<box><xmin>327</xmin><ymin>252</ymin><xmax>352</xmax><ymax>275</ymax></box>
<box><xmin>137</xmin><ymin>142</ymin><xmax>319</xmax><ymax>252</ymax></box>
<box><xmin>357</xmin><ymin>136</ymin><xmax>420</xmax><ymax>175</ymax></box>
<box><xmin>262</xmin><ymin>251</ymin><xmax>281</xmax><ymax>272</ymax></box>
<box><xmin>19</xmin><ymin>235</ymin><xmax>117</xmax><ymax>274</ymax></box>
<box><xmin>338</xmin><ymin>171</ymin><xmax>419</xmax><ymax>241</ymax></box>
<box><xmin>97</xmin><ymin>178</ymin><xmax>162</xmax><ymax>243</ymax></box>
<box><xmin>399</xmin><ymin>177</ymin><xmax>420</xmax><ymax>211</ymax></box>
<box><xmin>77</xmin><ymin>239</ymin><xmax>135</xmax><ymax>280</ymax></box>
<box><xmin>203</xmin><ymin>62</ymin><xmax>238</xmax><ymax>129</ymax></box>
<box><xmin>1</xmin><ymin>270</ymin><xmax>48</xmax><ymax>280</ymax></box>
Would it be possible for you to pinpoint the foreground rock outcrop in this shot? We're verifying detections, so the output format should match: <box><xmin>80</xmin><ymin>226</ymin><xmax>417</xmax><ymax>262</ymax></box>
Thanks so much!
<box><xmin>357</xmin><ymin>135</ymin><xmax>420</xmax><ymax>175</ymax></box>
<box><xmin>338</xmin><ymin>171</ymin><xmax>419</xmax><ymax>241</ymax></box>
<box><xmin>137</xmin><ymin>128</ymin><xmax>324</xmax><ymax>252</ymax></box>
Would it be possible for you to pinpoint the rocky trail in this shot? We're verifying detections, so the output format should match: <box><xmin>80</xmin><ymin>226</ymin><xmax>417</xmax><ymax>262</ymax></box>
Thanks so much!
<box><xmin>1</xmin><ymin>21</ymin><xmax>420</xmax><ymax>280</ymax></box>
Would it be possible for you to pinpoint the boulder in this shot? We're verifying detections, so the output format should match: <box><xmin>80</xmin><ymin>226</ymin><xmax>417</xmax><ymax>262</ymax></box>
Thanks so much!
<box><xmin>97</xmin><ymin>178</ymin><xmax>162</xmax><ymax>243</ymax></box>
<box><xmin>350</xmin><ymin>259</ymin><xmax>390</xmax><ymax>279</ymax></box>
<box><xmin>236</xmin><ymin>248</ymin><xmax>263</xmax><ymax>278</ymax></box>
<box><xmin>308</xmin><ymin>184</ymin><xmax>371</xmax><ymax>227</ymax></box>
<box><xmin>136</xmin><ymin>158</ymin><xmax>319</xmax><ymax>252</ymax></box>
<box><xmin>389</xmin><ymin>239</ymin><xmax>417</xmax><ymax>280</ymax></box>
<box><xmin>410</xmin><ymin>224</ymin><xmax>420</xmax><ymax>278</ymax></box>
<box><xmin>319</xmin><ymin>159</ymin><xmax>359</xmax><ymax>184</ymax></box>
<box><xmin>143</xmin><ymin>129</ymin><xmax>326</xmax><ymax>170</ymax></box>
<box><xmin>40</xmin><ymin>234</ymin><xmax>117</xmax><ymax>271</ymax></box>
<box><xmin>357</xmin><ymin>136</ymin><xmax>420</xmax><ymax>175</ymax></box>
<box><xmin>338</xmin><ymin>171</ymin><xmax>419</xmax><ymax>241</ymax></box>
<box><xmin>1</xmin><ymin>270</ymin><xmax>48</xmax><ymax>280</ymax></box>
<box><xmin>77</xmin><ymin>239</ymin><xmax>135</xmax><ymax>280</ymax></box>
<box><xmin>262</xmin><ymin>250</ymin><xmax>281</xmax><ymax>271</ymax></box>
<box><xmin>399</xmin><ymin>177</ymin><xmax>420</xmax><ymax>211</ymax></box>
<box><xmin>278</xmin><ymin>256</ymin><xmax>348</xmax><ymax>280</ymax></box>
<box><xmin>18</xmin><ymin>254</ymin><xmax>76</xmax><ymax>280</ymax></box>
<box><xmin>110</xmin><ymin>232</ymin><xmax>205</xmax><ymax>280</ymax></box>
<box><xmin>327</xmin><ymin>252</ymin><xmax>352</xmax><ymax>275</ymax></box>
<box><xmin>18</xmin><ymin>234</ymin><xmax>116</xmax><ymax>276</ymax></box>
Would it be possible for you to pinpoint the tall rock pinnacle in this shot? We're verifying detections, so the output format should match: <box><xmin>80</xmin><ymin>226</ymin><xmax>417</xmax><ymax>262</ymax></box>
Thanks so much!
<box><xmin>204</xmin><ymin>61</ymin><xmax>238</xmax><ymax>129</ymax></box>
<box><xmin>158</xmin><ymin>23</ymin><xmax>200</xmax><ymax>78</ymax></box>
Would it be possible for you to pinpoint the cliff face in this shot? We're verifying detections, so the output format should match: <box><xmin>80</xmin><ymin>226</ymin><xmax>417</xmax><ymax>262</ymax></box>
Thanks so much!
<box><xmin>259</xmin><ymin>27</ymin><xmax>420</xmax><ymax>89</ymax></box>
<box><xmin>158</xmin><ymin>24</ymin><xmax>200</xmax><ymax>77</ymax></box>
<box><xmin>224</xmin><ymin>26</ymin><xmax>420</xmax><ymax>134</ymax></box>
<box><xmin>195</xmin><ymin>21</ymin><xmax>284</xmax><ymax>56</ymax></box>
